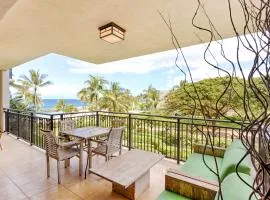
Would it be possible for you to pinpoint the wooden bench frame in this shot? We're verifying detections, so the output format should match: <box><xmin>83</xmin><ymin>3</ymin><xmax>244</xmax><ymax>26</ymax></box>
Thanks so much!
<box><xmin>165</xmin><ymin>169</ymin><xmax>219</xmax><ymax>200</ymax></box>
<box><xmin>193</xmin><ymin>143</ymin><xmax>226</xmax><ymax>157</ymax></box>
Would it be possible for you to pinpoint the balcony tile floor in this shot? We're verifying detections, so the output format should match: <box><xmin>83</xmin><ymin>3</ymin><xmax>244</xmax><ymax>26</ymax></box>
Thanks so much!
<box><xmin>0</xmin><ymin>134</ymin><xmax>179</xmax><ymax>200</ymax></box>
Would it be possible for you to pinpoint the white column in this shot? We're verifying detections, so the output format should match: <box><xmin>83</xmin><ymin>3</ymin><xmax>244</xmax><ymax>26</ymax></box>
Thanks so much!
<box><xmin>0</xmin><ymin>70</ymin><xmax>9</xmax><ymax>132</ymax></box>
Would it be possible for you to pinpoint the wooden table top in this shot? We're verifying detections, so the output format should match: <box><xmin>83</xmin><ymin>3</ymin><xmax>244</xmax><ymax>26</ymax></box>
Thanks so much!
<box><xmin>63</xmin><ymin>127</ymin><xmax>111</xmax><ymax>139</ymax></box>
<box><xmin>90</xmin><ymin>149</ymin><xmax>164</xmax><ymax>188</ymax></box>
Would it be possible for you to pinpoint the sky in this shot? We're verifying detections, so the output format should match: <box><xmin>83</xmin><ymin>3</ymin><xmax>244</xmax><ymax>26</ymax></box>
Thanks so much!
<box><xmin>11</xmin><ymin>35</ymin><xmax>255</xmax><ymax>99</ymax></box>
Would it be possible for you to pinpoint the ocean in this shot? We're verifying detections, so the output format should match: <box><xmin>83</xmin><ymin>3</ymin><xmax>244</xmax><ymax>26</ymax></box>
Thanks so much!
<box><xmin>43</xmin><ymin>99</ymin><xmax>85</xmax><ymax>109</ymax></box>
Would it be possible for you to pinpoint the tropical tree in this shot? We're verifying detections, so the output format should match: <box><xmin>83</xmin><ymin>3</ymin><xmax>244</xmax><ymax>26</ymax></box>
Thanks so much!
<box><xmin>141</xmin><ymin>85</ymin><xmax>160</xmax><ymax>112</ymax></box>
<box><xmin>100</xmin><ymin>82</ymin><xmax>132</xmax><ymax>112</ymax></box>
<box><xmin>64</xmin><ymin>104</ymin><xmax>78</xmax><ymax>113</ymax></box>
<box><xmin>54</xmin><ymin>99</ymin><xmax>78</xmax><ymax>113</ymax></box>
<box><xmin>163</xmin><ymin>77</ymin><xmax>266</xmax><ymax>119</ymax></box>
<box><xmin>54</xmin><ymin>99</ymin><xmax>66</xmax><ymax>112</ymax></box>
<box><xmin>9</xmin><ymin>95</ymin><xmax>29</xmax><ymax>111</ymax></box>
<box><xmin>77</xmin><ymin>75</ymin><xmax>108</xmax><ymax>110</ymax></box>
<box><xmin>10</xmin><ymin>69</ymin><xmax>52</xmax><ymax>111</ymax></box>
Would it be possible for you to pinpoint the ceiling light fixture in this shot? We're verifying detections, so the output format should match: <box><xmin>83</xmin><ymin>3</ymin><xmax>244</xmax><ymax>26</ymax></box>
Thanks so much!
<box><xmin>98</xmin><ymin>22</ymin><xmax>126</xmax><ymax>44</ymax></box>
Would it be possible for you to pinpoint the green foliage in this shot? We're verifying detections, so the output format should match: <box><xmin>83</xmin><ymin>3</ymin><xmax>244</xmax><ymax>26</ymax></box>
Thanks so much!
<box><xmin>10</xmin><ymin>69</ymin><xmax>52</xmax><ymax>111</ymax></box>
<box><xmin>99</xmin><ymin>82</ymin><xmax>133</xmax><ymax>112</ymax></box>
<box><xmin>54</xmin><ymin>99</ymin><xmax>78</xmax><ymax>113</ymax></box>
<box><xmin>133</xmin><ymin>85</ymin><xmax>160</xmax><ymax>113</ymax></box>
<box><xmin>77</xmin><ymin>75</ymin><xmax>108</xmax><ymax>110</ymax></box>
<box><xmin>9</xmin><ymin>95</ymin><xmax>29</xmax><ymax>111</ymax></box>
<box><xmin>163</xmin><ymin>77</ymin><xmax>266</xmax><ymax>119</ymax></box>
<box><xmin>78</xmin><ymin>76</ymin><xmax>136</xmax><ymax>112</ymax></box>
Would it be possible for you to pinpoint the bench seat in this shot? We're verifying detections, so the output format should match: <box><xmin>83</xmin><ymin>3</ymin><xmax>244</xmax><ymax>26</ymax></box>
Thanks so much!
<box><xmin>157</xmin><ymin>172</ymin><xmax>256</xmax><ymax>200</ymax></box>
<box><xmin>180</xmin><ymin>153</ymin><xmax>223</xmax><ymax>182</ymax></box>
<box><xmin>157</xmin><ymin>140</ymin><xmax>254</xmax><ymax>200</ymax></box>
<box><xmin>215</xmin><ymin>172</ymin><xmax>256</xmax><ymax>200</ymax></box>
<box><xmin>157</xmin><ymin>190</ymin><xmax>191</xmax><ymax>200</ymax></box>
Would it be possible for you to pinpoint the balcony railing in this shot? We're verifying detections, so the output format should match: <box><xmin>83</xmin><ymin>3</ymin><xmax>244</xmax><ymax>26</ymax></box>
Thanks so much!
<box><xmin>3</xmin><ymin>109</ymin><xmax>247</xmax><ymax>163</ymax></box>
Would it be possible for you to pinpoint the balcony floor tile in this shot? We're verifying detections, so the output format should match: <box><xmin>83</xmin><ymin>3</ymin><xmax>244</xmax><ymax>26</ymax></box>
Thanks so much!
<box><xmin>0</xmin><ymin>134</ymin><xmax>179</xmax><ymax>200</ymax></box>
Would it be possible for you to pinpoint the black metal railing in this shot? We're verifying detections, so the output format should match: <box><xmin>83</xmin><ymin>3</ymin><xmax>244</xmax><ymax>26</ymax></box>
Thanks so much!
<box><xmin>3</xmin><ymin>108</ymin><xmax>247</xmax><ymax>163</ymax></box>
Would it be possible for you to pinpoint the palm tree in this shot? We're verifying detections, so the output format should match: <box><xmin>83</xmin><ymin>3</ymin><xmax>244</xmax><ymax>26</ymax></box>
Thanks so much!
<box><xmin>11</xmin><ymin>69</ymin><xmax>52</xmax><ymax>111</ymax></box>
<box><xmin>9</xmin><ymin>95</ymin><xmax>29</xmax><ymax>111</ymax></box>
<box><xmin>77</xmin><ymin>88</ymin><xmax>88</xmax><ymax>110</ymax></box>
<box><xmin>77</xmin><ymin>75</ymin><xmax>108</xmax><ymax>110</ymax></box>
<box><xmin>55</xmin><ymin>99</ymin><xmax>77</xmax><ymax>113</ymax></box>
<box><xmin>55</xmin><ymin>99</ymin><xmax>66</xmax><ymax>112</ymax></box>
<box><xmin>142</xmin><ymin>85</ymin><xmax>160</xmax><ymax>112</ymax></box>
<box><xmin>100</xmin><ymin>82</ymin><xmax>131</xmax><ymax>112</ymax></box>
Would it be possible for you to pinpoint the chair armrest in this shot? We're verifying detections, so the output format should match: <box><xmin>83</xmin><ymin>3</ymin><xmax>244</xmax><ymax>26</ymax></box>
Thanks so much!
<box><xmin>165</xmin><ymin>169</ymin><xmax>219</xmax><ymax>200</ymax></box>
<box><xmin>58</xmin><ymin>139</ymin><xmax>82</xmax><ymax>147</ymax></box>
<box><xmin>90</xmin><ymin>138</ymin><xmax>107</xmax><ymax>144</ymax></box>
<box><xmin>193</xmin><ymin>143</ymin><xmax>226</xmax><ymax>157</ymax></box>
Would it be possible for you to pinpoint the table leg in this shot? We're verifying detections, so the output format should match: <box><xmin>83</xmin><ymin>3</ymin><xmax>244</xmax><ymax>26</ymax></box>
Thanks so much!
<box><xmin>112</xmin><ymin>170</ymin><xmax>150</xmax><ymax>200</ymax></box>
<box><xmin>79</xmin><ymin>141</ymin><xmax>83</xmax><ymax>176</ymax></box>
<box><xmin>64</xmin><ymin>159</ymin><xmax>70</xmax><ymax>168</ymax></box>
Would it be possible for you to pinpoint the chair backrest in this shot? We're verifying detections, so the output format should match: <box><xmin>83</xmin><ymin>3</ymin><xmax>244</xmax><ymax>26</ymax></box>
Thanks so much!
<box><xmin>111</xmin><ymin>119</ymin><xmax>125</xmax><ymax>128</ymax></box>
<box><xmin>41</xmin><ymin>129</ymin><xmax>58</xmax><ymax>158</ymax></box>
<box><xmin>107</xmin><ymin>127</ymin><xmax>125</xmax><ymax>154</ymax></box>
<box><xmin>59</xmin><ymin>119</ymin><xmax>75</xmax><ymax>132</ymax></box>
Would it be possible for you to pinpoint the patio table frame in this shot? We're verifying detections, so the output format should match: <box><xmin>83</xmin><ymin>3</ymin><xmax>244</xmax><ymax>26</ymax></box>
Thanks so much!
<box><xmin>61</xmin><ymin>126</ymin><xmax>111</xmax><ymax>178</ymax></box>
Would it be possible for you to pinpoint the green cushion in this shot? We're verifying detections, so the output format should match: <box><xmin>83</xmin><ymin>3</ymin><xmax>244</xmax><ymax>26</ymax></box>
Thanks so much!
<box><xmin>180</xmin><ymin>153</ymin><xmax>222</xmax><ymax>182</ymax></box>
<box><xmin>157</xmin><ymin>191</ymin><xmax>190</xmax><ymax>200</ymax></box>
<box><xmin>215</xmin><ymin>173</ymin><xmax>256</xmax><ymax>200</ymax></box>
<box><xmin>226</xmin><ymin>139</ymin><xmax>246</xmax><ymax>151</ymax></box>
<box><xmin>219</xmin><ymin>148</ymin><xmax>251</xmax><ymax>181</ymax></box>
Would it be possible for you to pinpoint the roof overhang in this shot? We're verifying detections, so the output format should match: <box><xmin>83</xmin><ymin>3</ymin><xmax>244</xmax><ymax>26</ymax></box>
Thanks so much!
<box><xmin>0</xmin><ymin>0</ymin><xmax>247</xmax><ymax>70</ymax></box>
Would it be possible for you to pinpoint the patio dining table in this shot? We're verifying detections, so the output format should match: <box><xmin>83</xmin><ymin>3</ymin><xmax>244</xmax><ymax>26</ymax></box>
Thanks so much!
<box><xmin>62</xmin><ymin>126</ymin><xmax>111</xmax><ymax>178</ymax></box>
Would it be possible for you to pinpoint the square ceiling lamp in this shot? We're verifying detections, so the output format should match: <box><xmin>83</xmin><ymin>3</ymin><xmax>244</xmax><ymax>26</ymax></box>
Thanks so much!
<box><xmin>99</xmin><ymin>22</ymin><xmax>126</xmax><ymax>44</ymax></box>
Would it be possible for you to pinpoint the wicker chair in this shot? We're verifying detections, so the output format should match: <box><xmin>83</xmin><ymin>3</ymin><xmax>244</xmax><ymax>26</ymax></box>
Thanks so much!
<box><xmin>91</xmin><ymin>127</ymin><xmax>125</xmax><ymax>161</ymax></box>
<box><xmin>41</xmin><ymin>129</ymin><xmax>82</xmax><ymax>184</ymax></box>
<box><xmin>59</xmin><ymin>119</ymin><xmax>76</xmax><ymax>141</ymax></box>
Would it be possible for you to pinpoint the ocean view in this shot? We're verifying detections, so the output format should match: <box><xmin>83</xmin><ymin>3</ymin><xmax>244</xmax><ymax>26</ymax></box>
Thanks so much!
<box><xmin>43</xmin><ymin>99</ymin><xmax>85</xmax><ymax>109</ymax></box>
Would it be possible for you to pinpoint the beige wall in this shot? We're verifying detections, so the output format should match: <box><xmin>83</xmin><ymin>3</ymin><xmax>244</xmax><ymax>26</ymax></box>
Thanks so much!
<box><xmin>0</xmin><ymin>70</ymin><xmax>9</xmax><ymax>132</ymax></box>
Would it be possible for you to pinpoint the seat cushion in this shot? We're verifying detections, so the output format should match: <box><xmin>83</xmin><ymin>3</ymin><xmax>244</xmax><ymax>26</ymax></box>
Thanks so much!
<box><xmin>215</xmin><ymin>173</ymin><xmax>256</xmax><ymax>200</ymax></box>
<box><xmin>157</xmin><ymin>190</ymin><xmax>191</xmax><ymax>200</ymax></box>
<box><xmin>92</xmin><ymin>144</ymin><xmax>120</xmax><ymax>155</ymax></box>
<box><xmin>226</xmin><ymin>139</ymin><xmax>246</xmax><ymax>151</ymax></box>
<box><xmin>180</xmin><ymin>153</ymin><xmax>223</xmax><ymax>182</ymax></box>
<box><xmin>58</xmin><ymin>147</ymin><xmax>79</xmax><ymax>161</ymax></box>
<box><xmin>219</xmin><ymin>148</ymin><xmax>251</xmax><ymax>181</ymax></box>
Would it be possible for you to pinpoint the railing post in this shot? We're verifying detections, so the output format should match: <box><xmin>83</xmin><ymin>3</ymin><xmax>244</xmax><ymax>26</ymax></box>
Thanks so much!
<box><xmin>30</xmin><ymin>112</ymin><xmax>34</xmax><ymax>145</ymax></box>
<box><xmin>96</xmin><ymin>111</ymin><xmax>99</xmax><ymax>127</ymax></box>
<box><xmin>17</xmin><ymin>111</ymin><xmax>20</xmax><ymax>139</ymax></box>
<box><xmin>60</xmin><ymin>114</ymin><xmax>63</xmax><ymax>121</ymax></box>
<box><xmin>128</xmin><ymin>113</ymin><xmax>132</xmax><ymax>150</ymax></box>
<box><xmin>177</xmin><ymin>118</ymin><xmax>180</xmax><ymax>164</ymax></box>
<box><xmin>50</xmin><ymin>115</ymin><xmax>54</xmax><ymax>131</ymax></box>
<box><xmin>5</xmin><ymin>109</ymin><xmax>9</xmax><ymax>133</ymax></box>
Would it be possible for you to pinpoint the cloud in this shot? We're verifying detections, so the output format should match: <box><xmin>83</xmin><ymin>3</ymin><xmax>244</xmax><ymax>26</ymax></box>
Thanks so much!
<box><xmin>66</xmin><ymin>34</ymin><xmax>256</xmax><ymax>83</ymax></box>
<box><xmin>39</xmin><ymin>83</ymin><xmax>82</xmax><ymax>99</ymax></box>
<box><xmin>66</xmin><ymin>50</ymin><xmax>177</xmax><ymax>74</ymax></box>
<box><xmin>164</xmin><ymin>35</ymin><xmax>259</xmax><ymax>87</ymax></box>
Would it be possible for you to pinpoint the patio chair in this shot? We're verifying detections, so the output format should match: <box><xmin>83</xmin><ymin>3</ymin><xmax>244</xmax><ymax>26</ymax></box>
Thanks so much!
<box><xmin>111</xmin><ymin>118</ymin><xmax>125</xmax><ymax>128</ymax></box>
<box><xmin>41</xmin><ymin>129</ymin><xmax>82</xmax><ymax>184</ymax></box>
<box><xmin>91</xmin><ymin>127</ymin><xmax>125</xmax><ymax>161</ymax></box>
<box><xmin>59</xmin><ymin>119</ymin><xmax>76</xmax><ymax>141</ymax></box>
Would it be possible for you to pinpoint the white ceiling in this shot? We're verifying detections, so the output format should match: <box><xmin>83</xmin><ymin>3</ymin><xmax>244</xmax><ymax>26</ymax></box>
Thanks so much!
<box><xmin>0</xmin><ymin>0</ymin><xmax>246</xmax><ymax>70</ymax></box>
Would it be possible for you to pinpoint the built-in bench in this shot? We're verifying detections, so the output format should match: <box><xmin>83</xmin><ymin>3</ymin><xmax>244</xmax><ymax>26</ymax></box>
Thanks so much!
<box><xmin>157</xmin><ymin>140</ymin><xmax>256</xmax><ymax>200</ymax></box>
